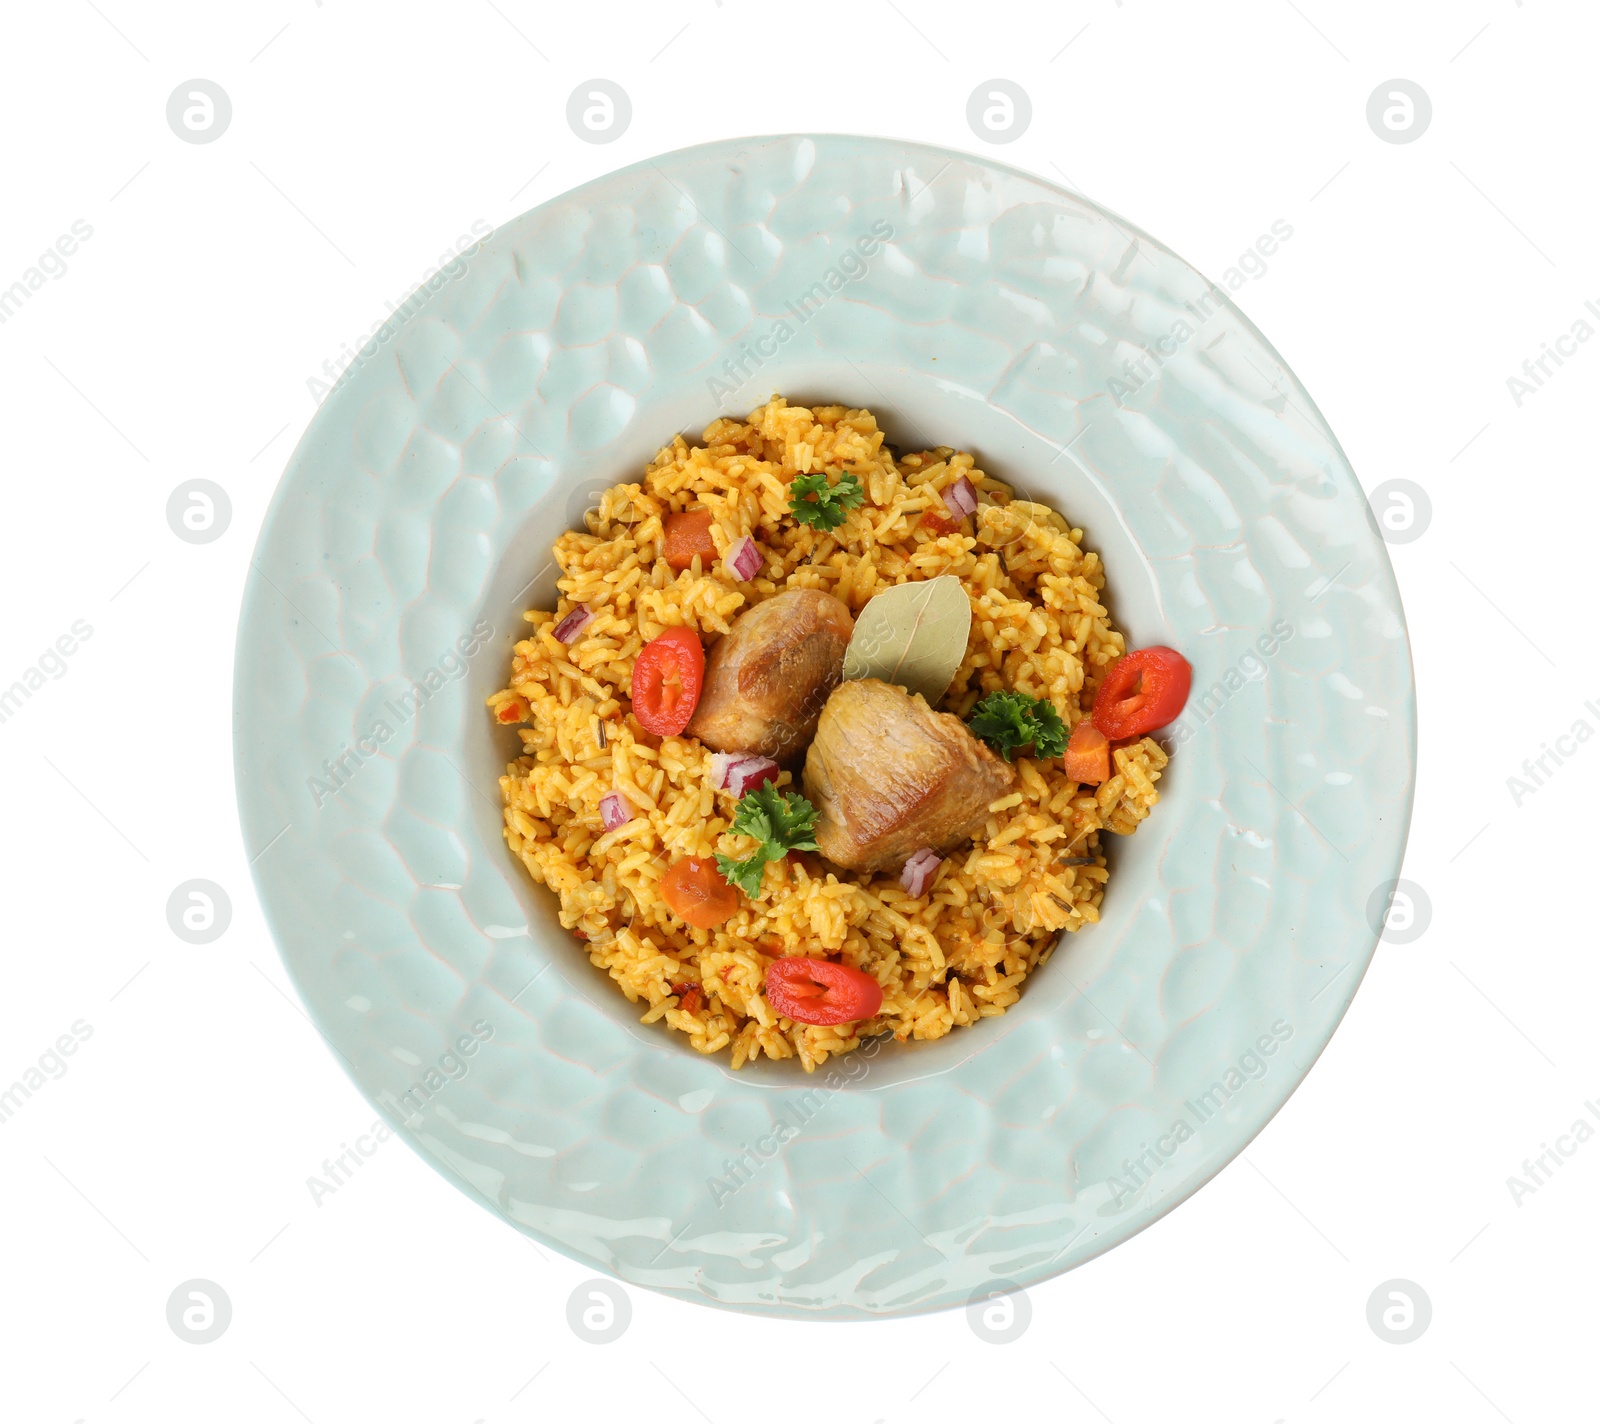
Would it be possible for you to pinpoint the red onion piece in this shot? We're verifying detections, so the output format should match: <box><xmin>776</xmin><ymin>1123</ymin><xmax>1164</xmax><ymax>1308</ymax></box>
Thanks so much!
<box><xmin>724</xmin><ymin>535</ymin><xmax>764</xmax><ymax>582</ymax></box>
<box><xmin>943</xmin><ymin>476</ymin><xmax>978</xmax><ymax>520</ymax></box>
<box><xmin>552</xmin><ymin>605</ymin><xmax>594</xmax><ymax>644</ymax></box>
<box><xmin>728</xmin><ymin>757</ymin><xmax>781</xmax><ymax>796</ymax></box>
<box><xmin>599</xmin><ymin>791</ymin><xmax>630</xmax><ymax>832</ymax></box>
<box><xmin>709</xmin><ymin>751</ymin><xmax>781</xmax><ymax>796</ymax></box>
<box><xmin>899</xmin><ymin>847</ymin><xmax>943</xmax><ymax>897</ymax></box>
<box><xmin>707</xmin><ymin>752</ymin><xmax>742</xmax><ymax>791</ymax></box>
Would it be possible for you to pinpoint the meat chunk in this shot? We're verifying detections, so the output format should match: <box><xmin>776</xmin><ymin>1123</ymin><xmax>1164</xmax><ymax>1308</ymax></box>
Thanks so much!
<box><xmin>802</xmin><ymin>678</ymin><xmax>1015</xmax><ymax>873</ymax></box>
<box><xmin>686</xmin><ymin>588</ymin><xmax>854</xmax><ymax>760</ymax></box>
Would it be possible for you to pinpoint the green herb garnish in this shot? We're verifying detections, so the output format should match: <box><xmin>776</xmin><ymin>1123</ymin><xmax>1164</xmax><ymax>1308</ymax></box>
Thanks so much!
<box><xmin>1026</xmin><ymin>699</ymin><xmax>1067</xmax><ymax>758</ymax></box>
<box><xmin>788</xmin><ymin>470</ymin><xmax>865</xmax><ymax>531</ymax></box>
<box><xmin>967</xmin><ymin>691</ymin><xmax>1068</xmax><ymax>761</ymax></box>
<box><xmin>715</xmin><ymin>785</ymin><xmax>821</xmax><ymax>897</ymax></box>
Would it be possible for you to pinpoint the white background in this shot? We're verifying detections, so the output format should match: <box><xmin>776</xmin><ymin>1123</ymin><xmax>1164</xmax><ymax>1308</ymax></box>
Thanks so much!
<box><xmin>1</xmin><ymin>1</ymin><xmax>1593</xmax><ymax>1420</ymax></box>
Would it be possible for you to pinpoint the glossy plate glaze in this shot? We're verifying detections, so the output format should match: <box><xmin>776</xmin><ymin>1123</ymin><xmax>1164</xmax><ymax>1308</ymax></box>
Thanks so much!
<box><xmin>234</xmin><ymin>135</ymin><xmax>1415</xmax><ymax>1319</ymax></box>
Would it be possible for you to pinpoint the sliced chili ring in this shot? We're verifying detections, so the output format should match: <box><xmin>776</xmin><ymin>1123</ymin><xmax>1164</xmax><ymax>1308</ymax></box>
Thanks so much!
<box><xmin>630</xmin><ymin>626</ymin><xmax>706</xmax><ymax>736</ymax></box>
<box><xmin>1090</xmin><ymin>647</ymin><xmax>1192</xmax><ymax>740</ymax></box>
<box><xmin>765</xmin><ymin>956</ymin><xmax>883</xmax><ymax>1026</ymax></box>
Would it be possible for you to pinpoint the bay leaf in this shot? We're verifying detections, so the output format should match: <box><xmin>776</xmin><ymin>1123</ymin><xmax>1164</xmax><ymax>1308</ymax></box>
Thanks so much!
<box><xmin>841</xmin><ymin>574</ymin><xmax>971</xmax><ymax>705</ymax></box>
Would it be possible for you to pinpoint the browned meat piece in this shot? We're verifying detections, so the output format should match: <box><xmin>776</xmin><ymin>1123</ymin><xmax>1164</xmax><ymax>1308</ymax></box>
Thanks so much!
<box><xmin>802</xmin><ymin>678</ymin><xmax>1015</xmax><ymax>873</ymax></box>
<box><xmin>686</xmin><ymin>588</ymin><xmax>854</xmax><ymax>760</ymax></box>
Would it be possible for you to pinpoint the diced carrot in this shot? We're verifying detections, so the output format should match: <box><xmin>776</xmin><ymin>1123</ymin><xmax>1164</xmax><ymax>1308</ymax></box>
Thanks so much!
<box><xmin>1064</xmin><ymin>721</ymin><xmax>1110</xmax><ymax>785</ymax></box>
<box><xmin>663</xmin><ymin>510</ymin><xmax>718</xmax><ymax>570</ymax></box>
<box><xmin>660</xmin><ymin>856</ymin><xmax>740</xmax><ymax>927</ymax></box>
<box><xmin>918</xmin><ymin>508</ymin><xmax>960</xmax><ymax>536</ymax></box>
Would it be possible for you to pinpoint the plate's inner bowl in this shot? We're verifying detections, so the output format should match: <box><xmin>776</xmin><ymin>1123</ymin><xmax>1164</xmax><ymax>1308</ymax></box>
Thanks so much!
<box><xmin>464</xmin><ymin>367</ymin><xmax>1185</xmax><ymax>1089</ymax></box>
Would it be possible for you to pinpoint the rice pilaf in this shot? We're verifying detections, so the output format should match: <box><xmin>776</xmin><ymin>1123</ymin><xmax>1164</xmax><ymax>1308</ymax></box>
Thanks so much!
<box><xmin>490</xmin><ymin>399</ymin><xmax>1168</xmax><ymax>1071</ymax></box>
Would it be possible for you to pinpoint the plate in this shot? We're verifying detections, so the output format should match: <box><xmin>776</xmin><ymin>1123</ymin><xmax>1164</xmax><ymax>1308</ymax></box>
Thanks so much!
<box><xmin>234</xmin><ymin>134</ymin><xmax>1415</xmax><ymax>1318</ymax></box>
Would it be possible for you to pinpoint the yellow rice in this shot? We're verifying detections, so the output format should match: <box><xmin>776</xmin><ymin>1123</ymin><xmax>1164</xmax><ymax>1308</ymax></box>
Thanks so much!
<box><xmin>490</xmin><ymin>399</ymin><xmax>1168</xmax><ymax>1071</ymax></box>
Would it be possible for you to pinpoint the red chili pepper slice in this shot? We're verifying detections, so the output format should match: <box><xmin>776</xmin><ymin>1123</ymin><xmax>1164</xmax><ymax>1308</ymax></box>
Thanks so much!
<box><xmin>1090</xmin><ymin>647</ymin><xmax>1192</xmax><ymax>740</ymax></box>
<box><xmin>765</xmin><ymin>957</ymin><xmax>883</xmax><ymax>1026</ymax></box>
<box><xmin>630</xmin><ymin>626</ymin><xmax>706</xmax><ymax>736</ymax></box>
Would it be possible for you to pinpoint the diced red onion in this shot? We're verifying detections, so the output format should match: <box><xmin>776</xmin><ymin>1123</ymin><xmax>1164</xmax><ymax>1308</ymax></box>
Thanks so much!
<box><xmin>943</xmin><ymin>476</ymin><xmax>978</xmax><ymax>520</ymax></box>
<box><xmin>900</xmin><ymin>847</ymin><xmax>943</xmax><ymax>897</ymax></box>
<box><xmin>709</xmin><ymin>751</ymin><xmax>781</xmax><ymax>796</ymax></box>
<box><xmin>729</xmin><ymin>757</ymin><xmax>781</xmax><ymax>795</ymax></box>
<box><xmin>724</xmin><ymin>535</ymin><xmax>764</xmax><ymax>582</ymax></box>
<box><xmin>599</xmin><ymin>791</ymin><xmax>630</xmax><ymax>831</ymax></box>
<box><xmin>552</xmin><ymin>605</ymin><xmax>594</xmax><ymax>643</ymax></box>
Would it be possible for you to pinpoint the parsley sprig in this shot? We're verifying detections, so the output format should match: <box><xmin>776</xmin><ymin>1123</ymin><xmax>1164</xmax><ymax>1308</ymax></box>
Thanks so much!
<box><xmin>967</xmin><ymin>691</ymin><xmax>1068</xmax><ymax>761</ymax></box>
<box><xmin>788</xmin><ymin>470</ymin><xmax>865</xmax><ymax>531</ymax></box>
<box><xmin>715</xmin><ymin>785</ymin><xmax>821</xmax><ymax>897</ymax></box>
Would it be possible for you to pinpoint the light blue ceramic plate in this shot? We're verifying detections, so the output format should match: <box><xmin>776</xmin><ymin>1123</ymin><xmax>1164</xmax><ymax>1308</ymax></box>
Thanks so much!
<box><xmin>234</xmin><ymin>135</ymin><xmax>1415</xmax><ymax>1319</ymax></box>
